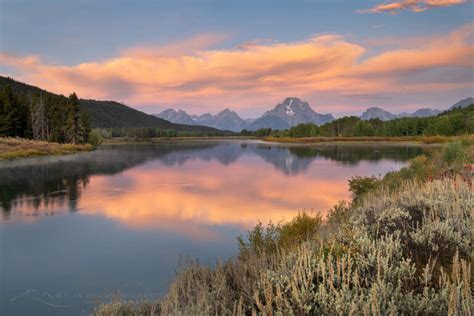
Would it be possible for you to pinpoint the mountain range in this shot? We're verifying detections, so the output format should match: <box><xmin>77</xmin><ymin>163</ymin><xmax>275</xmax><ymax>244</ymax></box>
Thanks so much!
<box><xmin>155</xmin><ymin>97</ymin><xmax>335</xmax><ymax>132</ymax></box>
<box><xmin>360</xmin><ymin>107</ymin><xmax>442</xmax><ymax>121</ymax></box>
<box><xmin>155</xmin><ymin>97</ymin><xmax>471</xmax><ymax>131</ymax></box>
<box><xmin>449</xmin><ymin>97</ymin><xmax>473</xmax><ymax>110</ymax></box>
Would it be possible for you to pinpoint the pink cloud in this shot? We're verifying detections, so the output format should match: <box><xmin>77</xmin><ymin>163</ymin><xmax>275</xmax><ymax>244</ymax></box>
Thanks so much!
<box><xmin>1</xmin><ymin>25</ymin><xmax>472</xmax><ymax>115</ymax></box>
<box><xmin>359</xmin><ymin>0</ymin><xmax>469</xmax><ymax>14</ymax></box>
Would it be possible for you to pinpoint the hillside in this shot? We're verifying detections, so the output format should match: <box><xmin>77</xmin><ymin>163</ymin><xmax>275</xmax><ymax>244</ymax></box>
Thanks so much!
<box><xmin>450</xmin><ymin>97</ymin><xmax>474</xmax><ymax>110</ymax></box>
<box><xmin>0</xmin><ymin>76</ymin><xmax>220</xmax><ymax>133</ymax></box>
<box><xmin>80</xmin><ymin>99</ymin><xmax>175</xmax><ymax>129</ymax></box>
<box><xmin>247</xmin><ymin>115</ymin><xmax>290</xmax><ymax>131</ymax></box>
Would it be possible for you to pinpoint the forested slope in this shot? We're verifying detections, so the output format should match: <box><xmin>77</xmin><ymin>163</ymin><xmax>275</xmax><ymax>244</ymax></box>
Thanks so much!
<box><xmin>0</xmin><ymin>76</ymin><xmax>221</xmax><ymax>133</ymax></box>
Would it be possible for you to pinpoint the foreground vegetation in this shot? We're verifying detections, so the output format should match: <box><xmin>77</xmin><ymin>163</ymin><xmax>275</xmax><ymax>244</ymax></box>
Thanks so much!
<box><xmin>93</xmin><ymin>141</ymin><xmax>473</xmax><ymax>315</ymax></box>
<box><xmin>0</xmin><ymin>137</ymin><xmax>93</xmax><ymax>160</ymax></box>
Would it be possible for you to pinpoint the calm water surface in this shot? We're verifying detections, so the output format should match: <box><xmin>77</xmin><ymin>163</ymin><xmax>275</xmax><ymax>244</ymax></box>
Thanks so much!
<box><xmin>0</xmin><ymin>140</ymin><xmax>429</xmax><ymax>315</ymax></box>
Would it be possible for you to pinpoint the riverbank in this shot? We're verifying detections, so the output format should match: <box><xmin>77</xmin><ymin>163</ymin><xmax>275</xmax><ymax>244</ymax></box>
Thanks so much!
<box><xmin>101</xmin><ymin>135</ymin><xmax>472</xmax><ymax>146</ymax></box>
<box><xmin>264</xmin><ymin>135</ymin><xmax>474</xmax><ymax>145</ymax></box>
<box><xmin>0</xmin><ymin>137</ymin><xmax>93</xmax><ymax>160</ymax></box>
<box><xmin>93</xmin><ymin>141</ymin><xmax>472</xmax><ymax>315</ymax></box>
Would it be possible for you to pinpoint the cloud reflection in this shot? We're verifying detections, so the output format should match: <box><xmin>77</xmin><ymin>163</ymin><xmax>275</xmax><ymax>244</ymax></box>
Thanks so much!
<box><xmin>1</xmin><ymin>142</ymin><xmax>418</xmax><ymax>240</ymax></box>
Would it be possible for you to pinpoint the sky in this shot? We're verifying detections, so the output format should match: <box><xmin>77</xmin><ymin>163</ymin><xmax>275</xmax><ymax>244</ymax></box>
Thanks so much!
<box><xmin>0</xmin><ymin>0</ymin><xmax>473</xmax><ymax>118</ymax></box>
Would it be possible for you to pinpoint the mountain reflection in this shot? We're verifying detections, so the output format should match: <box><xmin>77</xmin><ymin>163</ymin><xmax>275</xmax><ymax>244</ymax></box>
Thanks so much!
<box><xmin>0</xmin><ymin>141</ymin><xmax>427</xmax><ymax>228</ymax></box>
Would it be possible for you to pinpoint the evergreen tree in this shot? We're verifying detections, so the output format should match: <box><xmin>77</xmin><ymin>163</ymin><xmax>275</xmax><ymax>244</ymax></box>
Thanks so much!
<box><xmin>79</xmin><ymin>110</ymin><xmax>91</xmax><ymax>143</ymax></box>
<box><xmin>0</xmin><ymin>85</ymin><xmax>27</xmax><ymax>137</ymax></box>
<box><xmin>64</xmin><ymin>93</ymin><xmax>81</xmax><ymax>144</ymax></box>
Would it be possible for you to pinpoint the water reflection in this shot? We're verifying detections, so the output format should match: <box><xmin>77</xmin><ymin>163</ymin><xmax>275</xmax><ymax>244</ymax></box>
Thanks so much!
<box><xmin>0</xmin><ymin>141</ymin><xmax>426</xmax><ymax>229</ymax></box>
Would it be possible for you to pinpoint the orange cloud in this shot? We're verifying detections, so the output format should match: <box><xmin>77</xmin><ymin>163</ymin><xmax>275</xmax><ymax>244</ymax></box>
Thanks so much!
<box><xmin>1</xmin><ymin>25</ymin><xmax>472</xmax><ymax>114</ymax></box>
<box><xmin>359</xmin><ymin>0</ymin><xmax>469</xmax><ymax>13</ymax></box>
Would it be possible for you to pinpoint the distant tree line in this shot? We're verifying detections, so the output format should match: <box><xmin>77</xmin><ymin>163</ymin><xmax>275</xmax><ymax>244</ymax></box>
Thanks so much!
<box><xmin>98</xmin><ymin>127</ymin><xmax>229</xmax><ymax>139</ymax></box>
<box><xmin>240</xmin><ymin>128</ymin><xmax>273</xmax><ymax>137</ymax></box>
<box><xmin>0</xmin><ymin>85</ymin><xmax>91</xmax><ymax>144</ymax></box>
<box><xmin>240</xmin><ymin>104</ymin><xmax>474</xmax><ymax>138</ymax></box>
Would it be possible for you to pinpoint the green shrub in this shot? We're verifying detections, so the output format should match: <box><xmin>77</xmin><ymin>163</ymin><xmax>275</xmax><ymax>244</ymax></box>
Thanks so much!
<box><xmin>237</xmin><ymin>212</ymin><xmax>322</xmax><ymax>258</ymax></box>
<box><xmin>325</xmin><ymin>201</ymin><xmax>351</xmax><ymax>233</ymax></box>
<box><xmin>237</xmin><ymin>221</ymin><xmax>279</xmax><ymax>257</ymax></box>
<box><xmin>441</xmin><ymin>141</ymin><xmax>469</xmax><ymax>171</ymax></box>
<box><xmin>348</xmin><ymin>175</ymin><xmax>379</xmax><ymax>203</ymax></box>
<box><xmin>278</xmin><ymin>212</ymin><xmax>322</xmax><ymax>248</ymax></box>
<box><xmin>88</xmin><ymin>129</ymin><xmax>103</xmax><ymax>147</ymax></box>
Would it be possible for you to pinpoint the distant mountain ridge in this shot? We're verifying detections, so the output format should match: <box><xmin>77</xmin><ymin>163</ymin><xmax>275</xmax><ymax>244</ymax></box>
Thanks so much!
<box><xmin>260</xmin><ymin>97</ymin><xmax>335</xmax><ymax>127</ymax></box>
<box><xmin>450</xmin><ymin>97</ymin><xmax>473</xmax><ymax>110</ymax></box>
<box><xmin>411</xmin><ymin>108</ymin><xmax>442</xmax><ymax>118</ymax></box>
<box><xmin>360</xmin><ymin>107</ymin><xmax>397</xmax><ymax>121</ymax></box>
<box><xmin>360</xmin><ymin>106</ymin><xmax>443</xmax><ymax>121</ymax></box>
<box><xmin>197</xmin><ymin>109</ymin><xmax>248</xmax><ymax>132</ymax></box>
<box><xmin>158</xmin><ymin>109</ymin><xmax>196</xmax><ymax>126</ymax></box>
<box><xmin>155</xmin><ymin>97</ymin><xmax>335</xmax><ymax>132</ymax></box>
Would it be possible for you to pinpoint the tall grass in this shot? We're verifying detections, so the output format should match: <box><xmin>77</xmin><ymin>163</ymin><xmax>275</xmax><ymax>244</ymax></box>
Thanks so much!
<box><xmin>93</xmin><ymin>142</ymin><xmax>473</xmax><ymax>315</ymax></box>
<box><xmin>0</xmin><ymin>137</ymin><xmax>93</xmax><ymax>160</ymax></box>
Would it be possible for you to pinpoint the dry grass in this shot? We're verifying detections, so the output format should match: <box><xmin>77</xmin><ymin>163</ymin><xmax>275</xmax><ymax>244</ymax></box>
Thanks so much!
<box><xmin>0</xmin><ymin>137</ymin><xmax>93</xmax><ymax>160</ymax></box>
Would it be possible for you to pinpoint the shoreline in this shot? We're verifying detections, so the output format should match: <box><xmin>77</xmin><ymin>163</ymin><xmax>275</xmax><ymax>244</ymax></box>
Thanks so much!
<box><xmin>0</xmin><ymin>137</ymin><xmax>94</xmax><ymax>161</ymax></box>
<box><xmin>102</xmin><ymin>135</ymin><xmax>470</xmax><ymax>147</ymax></box>
<box><xmin>2</xmin><ymin>135</ymin><xmax>470</xmax><ymax>160</ymax></box>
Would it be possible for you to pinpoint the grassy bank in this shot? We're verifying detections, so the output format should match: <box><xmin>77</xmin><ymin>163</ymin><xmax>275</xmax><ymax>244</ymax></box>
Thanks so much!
<box><xmin>94</xmin><ymin>141</ymin><xmax>473</xmax><ymax>315</ymax></box>
<box><xmin>264</xmin><ymin>134</ymin><xmax>474</xmax><ymax>145</ymax></box>
<box><xmin>0</xmin><ymin>137</ymin><xmax>93</xmax><ymax>160</ymax></box>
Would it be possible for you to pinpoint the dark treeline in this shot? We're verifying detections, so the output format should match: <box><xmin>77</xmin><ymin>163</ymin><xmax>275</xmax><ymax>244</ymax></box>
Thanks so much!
<box><xmin>240</xmin><ymin>104</ymin><xmax>474</xmax><ymax>138</ymax></box>
<box><xmin>0</xmin><ymin>85</ymin><xmax>91</xmax><ymax>144</ymax></box>
<box><xmin>98</xmin><ymin>127</ymin><xmax>232</xmax><ymax>139</ymax></box>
